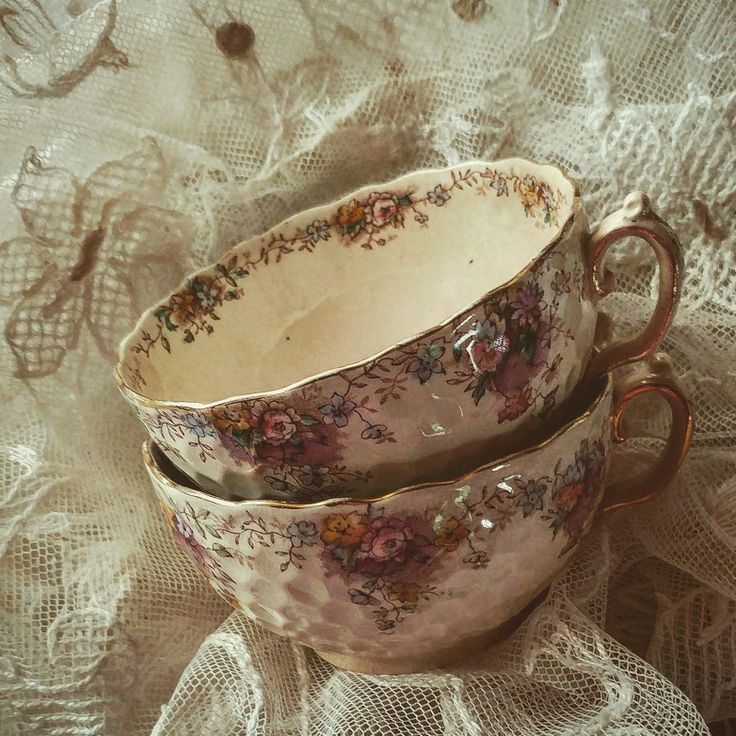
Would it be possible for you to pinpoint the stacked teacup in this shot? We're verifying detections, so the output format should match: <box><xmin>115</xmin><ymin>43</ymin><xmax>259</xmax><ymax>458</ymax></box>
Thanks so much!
<box><xmin>117</xmin><ymin>159</ymin><xmax>692</xmax><ymax>674</ymax></box>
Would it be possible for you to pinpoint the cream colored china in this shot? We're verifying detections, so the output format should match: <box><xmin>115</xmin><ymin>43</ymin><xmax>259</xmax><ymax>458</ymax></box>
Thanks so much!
<box><xmin>145</xmin><ymin>356</ymin><xmax>692</xmax><ymax>674</ymax></box>
<box><xmin>120</xmin><ymin>159</ymin><xmax>682</xmax><ymax>500</ymax></box>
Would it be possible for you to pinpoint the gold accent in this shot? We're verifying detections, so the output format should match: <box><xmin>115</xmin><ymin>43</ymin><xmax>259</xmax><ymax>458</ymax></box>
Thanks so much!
<box><xmin>142</xmin><ymin>372</ymin><xmax>612</xmax><ymax>510</ymax></box>
<box><xmin>585</xmin><ymin>191</ymin><xmax>683</xmax><ymax>377</ymax></box>
<box><xmin>597</xmin><ymin>353</ymin><xmax>694</xmax><ymax>515</ymax></box>
<box><xmin>117</xmin><ymin>158</ymin><xmax>583</xmax><ymax>409</ymax></box>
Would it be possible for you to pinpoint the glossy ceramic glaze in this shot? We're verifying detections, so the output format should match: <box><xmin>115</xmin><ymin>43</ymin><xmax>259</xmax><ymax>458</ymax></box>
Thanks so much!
<box><xmin>145</xmin><ymin>357</ymin><xmax>692</xmax><ymax>674</ymax></box>
<box><xmin>121</xmin><ymin>159</ymin><xmax>682</xmax><ymax>500</ymax></box>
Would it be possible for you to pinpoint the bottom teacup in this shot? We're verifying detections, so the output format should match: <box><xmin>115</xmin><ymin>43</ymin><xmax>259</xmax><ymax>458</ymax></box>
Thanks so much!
<box><xmin>144</xmin><ymin>356</ymin><xmax>692</xmax><ymax>675</ymax></box>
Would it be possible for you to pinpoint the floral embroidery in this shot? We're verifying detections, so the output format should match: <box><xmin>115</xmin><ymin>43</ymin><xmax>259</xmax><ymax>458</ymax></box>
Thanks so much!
<box><xmin>0</xmin><ymin>0</ymin><xmax>128</xmax><ymax>98</ymax></box>
<box><xmin>158</xmin><ymin>437</ymin><xmax>606</xmax><ymax>632</ymax></box>
<box><xmin>0</xmin><ymin>138</ymin><xmax>194</xmax><ymax>377</ymax></box>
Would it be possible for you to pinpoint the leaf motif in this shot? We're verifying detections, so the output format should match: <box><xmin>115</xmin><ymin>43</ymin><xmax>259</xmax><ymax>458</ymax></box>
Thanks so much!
<box><xmin>212</xmin><ymin>543</ymin><xmax>233</xmax><ymax>557</ymax></box>
<box><xmin>185</xmin><ymin>501</ymin><xmax>195</xmax><ymax>516</ymax></box>
<box><xmin>160</xmin><ymin>334</ymin><xmax>171</xmax><ymax>353</ymax></box>
<box><xmin>300</xmin><ymin>415</ymin><xmax>320</xmax><ymax>426</ymax></box>
<box><xmin>348</xmin><ymin>589</ymin><xmax>380</xmax><ymax>606</ymax></box>
<box><xmin>204</xmin><ymin>524</ymin><xmax>221</xmax><ymax>539</ymax></box>
<box><xmin>231</xmin><ymin>429</ymin><xmax>251</xmax><ymax>448</ymax></box>
<box><xmin>407</xmin><ymin>550</ymin><xmax>430</xmax><ymax>564</ymax></box>
<box><xmin>472</xmin><ymin>379</ymin><xmax>487</xmax><ymax>405</ymax></box>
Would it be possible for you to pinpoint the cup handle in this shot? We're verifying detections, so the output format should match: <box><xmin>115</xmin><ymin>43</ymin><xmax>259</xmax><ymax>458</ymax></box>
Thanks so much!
<box><xmin>597</xmin><ymin>354</ymin><xmax>693</xmax><ymax>516</ymax></box>
<box><xmin>585</xmin><ymin>192</ymin><xmax>683</xmax><ymax>377</ymax></box>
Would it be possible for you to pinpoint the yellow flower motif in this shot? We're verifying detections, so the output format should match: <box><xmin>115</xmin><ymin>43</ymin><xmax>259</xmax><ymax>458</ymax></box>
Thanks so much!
<box><xmin>386</xmin><ymin>581</ymin><xmax>421</xmax><ymax>604</ymax></box>
<box><xmin>434</xmin><ymin>516</ymin><xmax>470</xmax><ymax>551</ymax></box>
<box><xmin>336</xmin><ymin>200</ymin><xmax>366</xmax><ymax>231</ymax></box>
<box><xmin>212</xmin><ymin>405</ymin><xmax>252</xmax><ymax>435</ymax></box>
<box><xmin>321</xmin><ymin>512</ymin><xmax>369</xmax><ymax>548</ymax></box>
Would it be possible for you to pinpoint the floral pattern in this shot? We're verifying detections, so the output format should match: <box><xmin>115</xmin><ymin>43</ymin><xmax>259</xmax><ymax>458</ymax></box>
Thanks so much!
<box><xmin>127</xmin><ymin>166</ymin><xmax>564</xmax><ymax>358</ymax></box>
<box><xmin>157</xmin><ymin>436</ymin><xmax>607</xmax><ymax>632</ymax></box>
<box><xmin>0</xmin><ymin>138</ymin><xmax>194</xmax><ymax>377</ymax></box>
<box><xmin>125</xmin><ymin>166</ymin><xmax>573</xmax><ymax>498</ymax></box>
<box><xmin>543</xmin><ymin>438</ymin><xmax>607</xmax><ymax>555</ymax></box>
<box><xmin>135</xmin><ymin>246</ymin><xmax>575</xmax><ymax>498</ymax></box>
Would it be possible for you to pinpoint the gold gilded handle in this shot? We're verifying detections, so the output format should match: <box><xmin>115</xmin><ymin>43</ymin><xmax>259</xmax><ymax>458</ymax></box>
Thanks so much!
<box><xmin>586</xmin><ymin>192</ymin><xmax>683</xmax><ymax>377</ymax></box>
<box><xmin>597</xmin><ymin>354</ymin><xmax>693</xmax><ymax>516</ymax></box>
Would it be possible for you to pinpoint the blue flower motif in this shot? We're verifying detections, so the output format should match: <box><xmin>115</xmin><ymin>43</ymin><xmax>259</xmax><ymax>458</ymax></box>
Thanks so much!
<box><xmin>319</xmin><ymin>392</ymin><xmax>356</xmax><ymax>428</ymax></box>
<box><xmin>407</xmin><ymin>344</ymin><xmax>445</xmax><ymax>383</ymax></box>
<box><xmin>286</xmin><ymin>520</ymin><xmax>318</xmax><ymax>547</ymax></box>
<box><xmin>514</xmin><ymin>478</ymin><xmax>546</xmax><ymax>517</ymax></box>
<box><xmin>305</xmin><ymin>219</ymin><xmax>331</xmax><ymax>244</ymax></box>
<box><xmin>184</xmin><ymin>413</ymin><xmax>213</xmax><ymax>438</ymax></box>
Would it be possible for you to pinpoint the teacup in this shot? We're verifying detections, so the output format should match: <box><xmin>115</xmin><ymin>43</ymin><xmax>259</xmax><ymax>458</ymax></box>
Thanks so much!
<box><xmin>120</xmin><ymin>159</ymin><xmax>683</xmax><ymax>500</ymax></box>
<box><xmin>145</xmin><ymin>356</ymin><xmax>692</xmax><ymax>674</ymax></box>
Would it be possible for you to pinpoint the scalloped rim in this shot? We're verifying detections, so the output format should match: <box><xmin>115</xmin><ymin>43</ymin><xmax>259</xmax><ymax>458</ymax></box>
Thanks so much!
<box><xmin>117</xmin><ymin>157</ymin><xmax>583</xmax><ymax>409</ymax></box>
<box><xmin>143</xmin><ymin>374</ymin><xmax>611</xmax><ymax>510</ymax></box>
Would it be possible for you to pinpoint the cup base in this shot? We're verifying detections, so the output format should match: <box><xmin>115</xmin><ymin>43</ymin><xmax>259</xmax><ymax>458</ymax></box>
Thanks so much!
<box><xmin>314</xmin><ymin>589</ymin><xmax>546</xmax><ymax>675</ymax></box>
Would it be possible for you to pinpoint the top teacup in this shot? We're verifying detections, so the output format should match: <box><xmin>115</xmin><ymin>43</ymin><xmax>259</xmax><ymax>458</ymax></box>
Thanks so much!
<box><xmin>117</xmin><ymin>159</ymin><xmax>682</xmax><ymax>500</ymax></box>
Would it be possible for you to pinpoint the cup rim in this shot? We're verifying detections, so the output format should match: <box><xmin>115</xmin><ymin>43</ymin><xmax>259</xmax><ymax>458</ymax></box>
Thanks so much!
<box><xmin>117</xmin><ymin>157</ymin><xmax>583</xmax><ymax>410</ymax></box>
<box><xmin>144</xmin><ymin>372</ymin><xmax>611</xmax><ymax>510</ymax></box>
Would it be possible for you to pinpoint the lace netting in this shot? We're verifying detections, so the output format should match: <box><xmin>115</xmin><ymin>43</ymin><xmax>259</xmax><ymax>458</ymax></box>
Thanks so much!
<box><xmin>0</xmin><ymin>0</ymin><xmax>734</xmax><ymax>733</ymax></box>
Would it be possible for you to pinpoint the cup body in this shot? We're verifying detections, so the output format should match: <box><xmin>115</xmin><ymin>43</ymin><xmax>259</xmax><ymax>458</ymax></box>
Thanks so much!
<box><xmin>123</xmin><ymin>160</ymin><xmax>607</xmax><ymax>500</ymax></box>
<box><xmin>145</xmin><ymin>374</ymin><xmax>616</xmax><ymax>674</ymax></box>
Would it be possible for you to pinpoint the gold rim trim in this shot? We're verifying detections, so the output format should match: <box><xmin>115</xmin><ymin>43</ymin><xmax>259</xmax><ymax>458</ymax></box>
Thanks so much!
<box><xmin>143</xmin><ymin>374</ymin><xmax>611</xmax><ymax>510</ymax></box>
<box><xmin>117</xmin><ymin>157</ymin><xmax>583</xmax><ymax>410</ymax></box>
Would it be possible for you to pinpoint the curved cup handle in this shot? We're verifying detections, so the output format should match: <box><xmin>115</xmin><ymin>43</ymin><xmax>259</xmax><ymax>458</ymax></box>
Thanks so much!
<box><xmin>586</xmin><ymin>192</ymin><xmax>683</xmax><ymax>377</ymax></box>
<box><xmin>597</xmin><ymin>354</ymin><xmax>693</xmax><ymax>516</ymax></box>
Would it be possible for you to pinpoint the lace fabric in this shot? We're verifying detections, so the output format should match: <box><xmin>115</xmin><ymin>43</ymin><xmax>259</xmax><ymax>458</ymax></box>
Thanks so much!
<box><xmin>0</xmin><ymin>0</ymin><xmax>734</xmax><ymax>733</ymax></box>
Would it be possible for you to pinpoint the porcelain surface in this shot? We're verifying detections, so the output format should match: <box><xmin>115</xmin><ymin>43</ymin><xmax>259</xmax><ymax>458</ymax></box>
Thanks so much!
<box><xmin>122</xmin><ymin>160</ymin><xmax>681</xmax><ymax>500</ymax></box>
<box><xmin>144</xmin><ymin>360</ymin><xmax>692</xmax><ymax>673</ymax></box>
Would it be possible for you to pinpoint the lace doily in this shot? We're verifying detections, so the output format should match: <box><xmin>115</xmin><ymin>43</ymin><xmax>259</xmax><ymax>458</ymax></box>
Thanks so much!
<box><xmin>0</xmin><ymin>1</ymin><xmax>734</xmax><ymax>733</ymax></box>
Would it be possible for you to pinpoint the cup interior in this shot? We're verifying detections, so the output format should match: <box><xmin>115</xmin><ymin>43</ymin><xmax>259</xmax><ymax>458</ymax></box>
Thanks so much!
<box><xmin>120</xmin><ymin>159</ymin><xmax>576</xmax><ymax>404</ymax></box>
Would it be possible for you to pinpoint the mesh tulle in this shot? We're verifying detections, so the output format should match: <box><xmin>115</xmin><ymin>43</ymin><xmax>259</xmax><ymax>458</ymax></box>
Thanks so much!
<box><xmin>0</xmin><ymin>0</ymin><xmax>734</xmax><ymax>733</ymax></box>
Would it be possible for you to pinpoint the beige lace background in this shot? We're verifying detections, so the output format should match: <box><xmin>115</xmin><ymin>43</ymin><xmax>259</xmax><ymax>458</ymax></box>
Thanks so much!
<box><xmin>0</xmin><ymin>0</ymin><xmax>734</xmax><ymax>733</ymax></box>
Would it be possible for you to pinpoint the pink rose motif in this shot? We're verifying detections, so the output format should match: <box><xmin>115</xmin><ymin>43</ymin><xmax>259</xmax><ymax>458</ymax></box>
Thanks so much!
<box><xmin>498</xmin><ymin>387</ymin><xmax>532</xmax><ymax>423</ymax></box>
<box><xmin>251</xmin><ymin>401</ymin><xmax>300</xmax><ymax>445</ymax></box>
<box><xmin>471</xmin><ymin>337</ymin><xmax>508</xmax><ymax>373</ymax></box>
<box><xmin>464</xmin><ymin>316</ymin><xmax>509</xmax><ymax>374</ymax></box>
<box><xmin>172</xmin><ymin>514</ymin><xmax>209</xmax><ymax>569</ymax></box>
<box><xmin>558</xmin><ymin>482</ymin><xmax>586</xmax><ymax>510</ymax></box>
<box><xmin>367</xmin><ymin>192</ymin><xmax>399</xmax><ymax>225</ymax></box>
<box><xmin>361</xmin><ymin>517</ymin><xmax>414</xmax><ymax>562</ymax></box>
<box><xmin>510</xmin><ymin>283</ymin><xmax>546</xmax><ymax>328</ymax></box>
